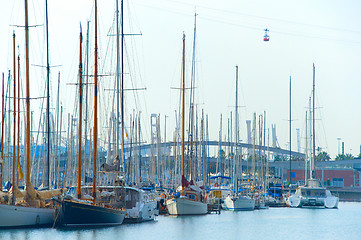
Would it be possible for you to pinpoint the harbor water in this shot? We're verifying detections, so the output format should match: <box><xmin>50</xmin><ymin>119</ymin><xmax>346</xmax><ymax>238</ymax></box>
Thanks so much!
<box><xmin>1</xmin><ymin>202</ymin><xmax>360</xmax><ymax>240</ymax></box>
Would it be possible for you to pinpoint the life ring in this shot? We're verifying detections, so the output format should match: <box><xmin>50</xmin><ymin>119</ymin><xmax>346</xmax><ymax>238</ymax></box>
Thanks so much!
<box><xmin>160</xmin><ymin>193</ymin><xmax>166</xmax><ymax>199</ymax></box>
<box><xmin>214</xmin><ymin>183</ymin><xmax>219</xmax><ymax>187</ymax></box>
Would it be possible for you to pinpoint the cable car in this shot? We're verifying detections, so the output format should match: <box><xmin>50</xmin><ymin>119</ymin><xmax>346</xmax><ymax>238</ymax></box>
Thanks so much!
<box><xmin>263</xmin><ymin>29</ymin><xmax>270</xmax><ymax>42</ymax></box>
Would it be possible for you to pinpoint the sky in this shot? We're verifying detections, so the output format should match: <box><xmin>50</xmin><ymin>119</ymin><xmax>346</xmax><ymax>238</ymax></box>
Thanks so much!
<box><xmin>0</xmin><ymin>0</ymin><xmax>361</xmax><ymax>159</ymax></box>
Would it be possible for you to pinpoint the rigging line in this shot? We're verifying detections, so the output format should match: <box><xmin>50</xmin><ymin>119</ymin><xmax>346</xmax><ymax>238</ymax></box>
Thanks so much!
<box><xmin>315</xmin><ymin>91</ymin><xmax>329</xmax><ymax>153</ymax></box>
<box><xmin>200</xmin><ymin>14</ymin><xmax>361</xmax><ymax>45</ymax></box>
<box><xmin>134</xmin><ymin>2</ymin><xmax>194</xmax><ymax>18</ymax></box>
<box><xmin>135</xmin><ymin>1</ymin><xmax>361</xmax><ymax>45</ymax></box>
<box><xmin>126</xmin><ymin>39</ymin><xmax>145</xmax><ymax>115</ymax></box>
<box><xmin>143</xmin><ymin>0</ymin><xmax>361</xmax><ymax>35</ymax></box>
<box><xmin>126</xmin><ymin>0</ymin><xmax>143</xmax><ymax>35</ymax></box>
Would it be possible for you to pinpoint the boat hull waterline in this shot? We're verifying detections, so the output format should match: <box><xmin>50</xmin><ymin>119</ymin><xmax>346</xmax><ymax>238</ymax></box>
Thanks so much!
<box><xmin>222</xmin><ymin>196</ymin><xmax>255</xmax><ymax>211</ymax></box>
<box><xmin>0</xmin><ymin>204</ymin><xmax>54</xmax><ymax>228</ymax></box>
<box><xmin>57</xmin><ymin>199</ymin><xmax>125</xmax><ymax>227</ymax></box>
<box><xmin>166</xmin><ymin>197</ymin><xmax>207</xmax><ymax>215</ymax></box>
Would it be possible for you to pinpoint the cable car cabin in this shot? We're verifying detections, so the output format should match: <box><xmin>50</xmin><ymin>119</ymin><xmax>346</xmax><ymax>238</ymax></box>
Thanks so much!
<box><xmin>263</xmin><ymin>29</ymin><xmax>270</xmax><ymax>42</ymax></box>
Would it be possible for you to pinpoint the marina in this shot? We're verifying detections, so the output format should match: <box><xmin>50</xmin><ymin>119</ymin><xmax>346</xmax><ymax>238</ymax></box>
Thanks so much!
<box><xmin>0</xmin><ymin>0</ymin><xmax>360</xmax><ymax>237</ymax></box>
<box><xmin>0</xmin><ymin>202</ymin><xmax>360</xmax><ymax>240</ymax></box>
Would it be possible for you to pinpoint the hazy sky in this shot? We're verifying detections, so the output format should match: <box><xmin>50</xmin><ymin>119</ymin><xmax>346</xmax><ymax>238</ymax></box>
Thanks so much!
<box><xmin>1</xmin><ymin>0</ymin><xmax>361</xmax><ymax>159</ymax></box>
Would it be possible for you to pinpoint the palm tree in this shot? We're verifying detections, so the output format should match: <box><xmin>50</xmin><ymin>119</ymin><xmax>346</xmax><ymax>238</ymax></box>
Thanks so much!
<box><xmin>335</xmin><ymin>154</ymin><xmax>345</xmax><ymax>161</ymax></box>
<box><xmin>316</xmin><ymin>151</ymin><xmax>330</xmax><ymax>161</ymax></box>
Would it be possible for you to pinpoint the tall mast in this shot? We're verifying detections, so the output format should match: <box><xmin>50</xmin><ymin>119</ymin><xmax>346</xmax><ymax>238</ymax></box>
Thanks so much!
<box><xmin>190</xmin><ymin>105</ymin><xmax>194</xmax><ymax>181</ymax></box>
<box><xmin>0</xmin><ymin>73</ymin><xmax>4</xmax><ymax>190</ymax></box>
<box><xmin>92</xmin><ymin>0</ymin><xmax>98</xmax><ymax>201</ymax></box>
<box><xmin>84</xmin><ymin>21</ymin><xmax>90</xmax><ymax>178</ymax></box>
<box><xmin>120</xmin><ymin>0</ymin><xmax>125</xmax><ymax>176</ymax></box>
<box><xmin>305</xmin><ymin>111</ymin><xmax>308</xmax><ymax>182</ymax></box>
<box><xmin>312</xmin><ymin>64</ymin><xmax>316</xmax><ymax>179</ymax></box>
<box><xmin>202</xmin><ymin>109</ymin><xmax>206</xmax><ymax>193</ymax></box>
<box><xmin>25</xmin><ymin>0</ymin><xmax>31</xmax><ymax>186</ymax></box>
<box><xmin>55</xmin><ymin>72</ymin><xmax>60</xmax><ymax>186</ymax></box>
<box><xmin>45</xmin><ymin>0</ymin><xmax>50</xmax><ymax>189</ymax></box>
<box><xmin>138</xmin><ymin>112</ymin><xmax>141</xmax><ymax>183</ymax></box>
<box><xmin>17</xmin><ymin>51</ymin><xmax>21</xmax><ymax>185</ymax></box>
<box><xmin>77</xmin><ymin>25</ymin><xmax>83</xmax><ymax>199</ymax></box>
<box><xmin>234</xmin><ymin>65</ymin><xmax>239</xmax><ymax>191</ymax></box>
<box><xmin>12</xmin><ymin>32</ymin><xmax>17</xmax><ymax>195</ymax></box>
<box><xmin>181</xmin><ymin>33</ymin><xmax>185</xmax><ymax>185</ymax></box>
<box><xmin>115</xmin><ymin>0</ymin><xmax>120</xmax><ymax>160</ymax></box>
<box><xmin>289</xmin><ymin>76</ymin><xmax>292</xmax><ymax>183</ymax></box>
<box><xmin>189</xmin><ymin>13</ymin><xmax>197</xmax><ymax>182</ymax></box>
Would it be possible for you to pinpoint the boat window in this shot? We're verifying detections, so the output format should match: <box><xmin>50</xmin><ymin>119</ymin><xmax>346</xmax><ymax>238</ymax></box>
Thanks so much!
<box><xmin>125</xmin><ymin>189</ymin><xmax>140</xmax><ymax>208</ymax></box>
<box><xmin>188</xmin><ymin>194</ymin><xmax>196</xmax><ymax>200</ymax></box>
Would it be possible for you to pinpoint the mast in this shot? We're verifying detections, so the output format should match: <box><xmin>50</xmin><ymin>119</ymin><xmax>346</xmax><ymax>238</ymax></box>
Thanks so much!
<box><xmin>181</xmin><ymin>33</ymin><xmax>185</xmax><ymax>188</ymax></box>
<box><xmin>25</xmin><ymin>0</ymin><xmax>31</xmax><ymax>187</ymax></box>
<box><xmin>305</xmin><ymin>111</ymin><xmax>308</xmax><ymax>182</ymax></box>
<box><xmin>189</xmin><ymin>13</ymin><xmax>197</xmax><ymax>182</ymax></box>
<box><xmin>190</xmin><ymin>105</ymin><xmax>194</xmax><ymax>181</ymax></box>
<box><xmin>138</xmin><ymin>112</ymin><xmax>141</xmax><ymax>183</ymax></box>
<box><xmin>234</xmin><ymin>65</ymin><xmax>239</xmax><ymax>192</ymax></box>
<box><xmin>0</xmin><ymin>73</ymin><xmax>4</xmax><ymax>190</ymax></box>
<box><xmin>120</xmin><ymin>0</ymin><xmax>125</xmax><ymax>177</ymax></box>
<box><xmin>202</xmin><ymin>109</ymin><xmax>206</xmax><ymax>194</ymax></box>
<box><xmin>12</xmin><ymin>32</ymin><xmax>17</xmax><ymax>196</ymax></box>
<box><xmin>17</xmin><ymin>51</ymin><xmax>21</xmax><ymax>185</ymax></box>
<box><xmin>77</xmin><ymin>25</ymin><xmax>83</xmax><ymax>199</ymax></box>
<box><xmin>55</xmin><ymin>72</ymin><xmax>60</xmax><ymax>187</ymax></box>
<box><xmin>45</xmin><ymin>0</ymin><xmax>50</xmax><ymax>189</ymax></box>
<box><xmin>84</xmin><ymin>21</ymin><xmax>90</xmax><ymax>179</ymax></box>
<box><xmin>308</xmin><ymin>97</ymin><xmax>312</xmax><ymax>177</ymax></box>
<box><xmin>289</xmin><ymin>76</ymin><xmax>292</xmax><ymax>183</ymax></box>
<box><xmin>92</xmin><ymin>0</ymin><xmax>98</xmax><ymax>201</ymax></box>
<box><xmin>116</xmin><ymin>0</ymin><xmax>120</xmax><ymax>160</ymax></box>
<box><xmin>312</xmin><ymin>64</ymin><xmax>316</xmax><ymax>179</ymax></box>
<box><xmin>12</xmin><ymin>32</ymin><xmax>16</xmax><ymax>199</ymax></box>
<box><xmin>263</xmin><ymin>111</ymin><xmax>266</xmax><ymax>191</ymax></box>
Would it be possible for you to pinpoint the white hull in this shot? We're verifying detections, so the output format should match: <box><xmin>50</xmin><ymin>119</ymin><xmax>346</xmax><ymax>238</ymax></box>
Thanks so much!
<box><xmin>0</xmin><ymin>204</ymin><xmax>54</xmax><ymax>228</ymax></box>
<box><xmin>222</xmin><ymin>196</ymin><xmax>255</xmax><ymax>211</ymax></box>
<box><xmin>125</xmin><ymin>200</ymin><xmax>158</xmax><ymax>222</ymax></box>
<box><xmin>288</xmin><ymin>190</ymin><xmax>339</xmax><ymax>209</ymax></box>
<box><xmin>324</xmin><ymin>192</ymin><xmax>339</xmax><ymax>208</ymax></box>
<box><xmin>166</xmin><ymin>197</ymin><xmax>207</xmax><ymax>215</ymax></box>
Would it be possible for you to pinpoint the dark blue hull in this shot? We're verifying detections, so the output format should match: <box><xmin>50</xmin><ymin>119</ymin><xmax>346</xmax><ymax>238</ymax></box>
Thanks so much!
<box><xmin>57</xmin><ymin>199</ymin><xmax>125</xmax><ymax>228</ymax></box>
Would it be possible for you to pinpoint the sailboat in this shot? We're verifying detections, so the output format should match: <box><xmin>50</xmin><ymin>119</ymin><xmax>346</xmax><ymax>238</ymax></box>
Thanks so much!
<box><xmin>107</xmin><ymin>0</ymin><xmax>158</xmax><ymax>223</ymax></box>
<box><xmin>0</xmin><ymin>0</ymin><xmax>64</xmax><ymax>228</ymax></box>
<box><xmin>166</xmin><ymin>33</ymin><xmax>207</xmax><ymax>216</ymax></box>
<box><xmin>221</xmin><ymin>66</ymin><xmax>255</xmax><ymax>211</ymax></box>
<box><xmin>55</xmin><ymin>0</ymin><xmax>126</xmax><ymax>227</ymax></box>
<box><xmin>287</xmin><ymin>64</ymin><xmax>338</xmax><ymax>209</ymax></box>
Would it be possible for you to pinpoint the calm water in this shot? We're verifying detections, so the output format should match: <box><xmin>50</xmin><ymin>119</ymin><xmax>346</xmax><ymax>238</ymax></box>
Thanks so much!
<box><xmin>1</xmin><ymin>202</ymin><xmax>361</xmax><ymax>240</ymax></box>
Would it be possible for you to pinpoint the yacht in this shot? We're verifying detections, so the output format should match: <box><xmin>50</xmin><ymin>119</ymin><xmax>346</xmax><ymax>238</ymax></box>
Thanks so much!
<box><xmin>123</xmin><ymin>186</ymin><xmax>158</xmax><ymax>222</ymax></box>
<box><xmin>288</xmin><ymin>64</ymin><xmax>338</xmax><ymax>209</ymax></box>
<box><xmin>166</xmin><ymin>183</ymin><xmax>207</xmax><ymax>215</ymax></box>
<box><xmin>288</xmin><ymin>179</ymin><xmax>338</xmax><ymax>208</ymax></box>
<box><xmin>222</xmin><ymin>194</ymin><xmax>255</xmax><ymax>211</ymax></box>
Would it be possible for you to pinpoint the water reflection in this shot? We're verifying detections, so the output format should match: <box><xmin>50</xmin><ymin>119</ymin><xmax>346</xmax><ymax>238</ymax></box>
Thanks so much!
<box><xmin>0</xmin><ymin>203</ymin><xmax>359</xmax><ymax>240</ymax></box>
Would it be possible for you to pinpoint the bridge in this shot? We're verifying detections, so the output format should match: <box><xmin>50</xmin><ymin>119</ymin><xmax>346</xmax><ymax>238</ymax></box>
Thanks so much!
<box><xmin>123</xmin><ymin>140</ymin><xmax>305</xmax><ymax>158</ymax></box>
